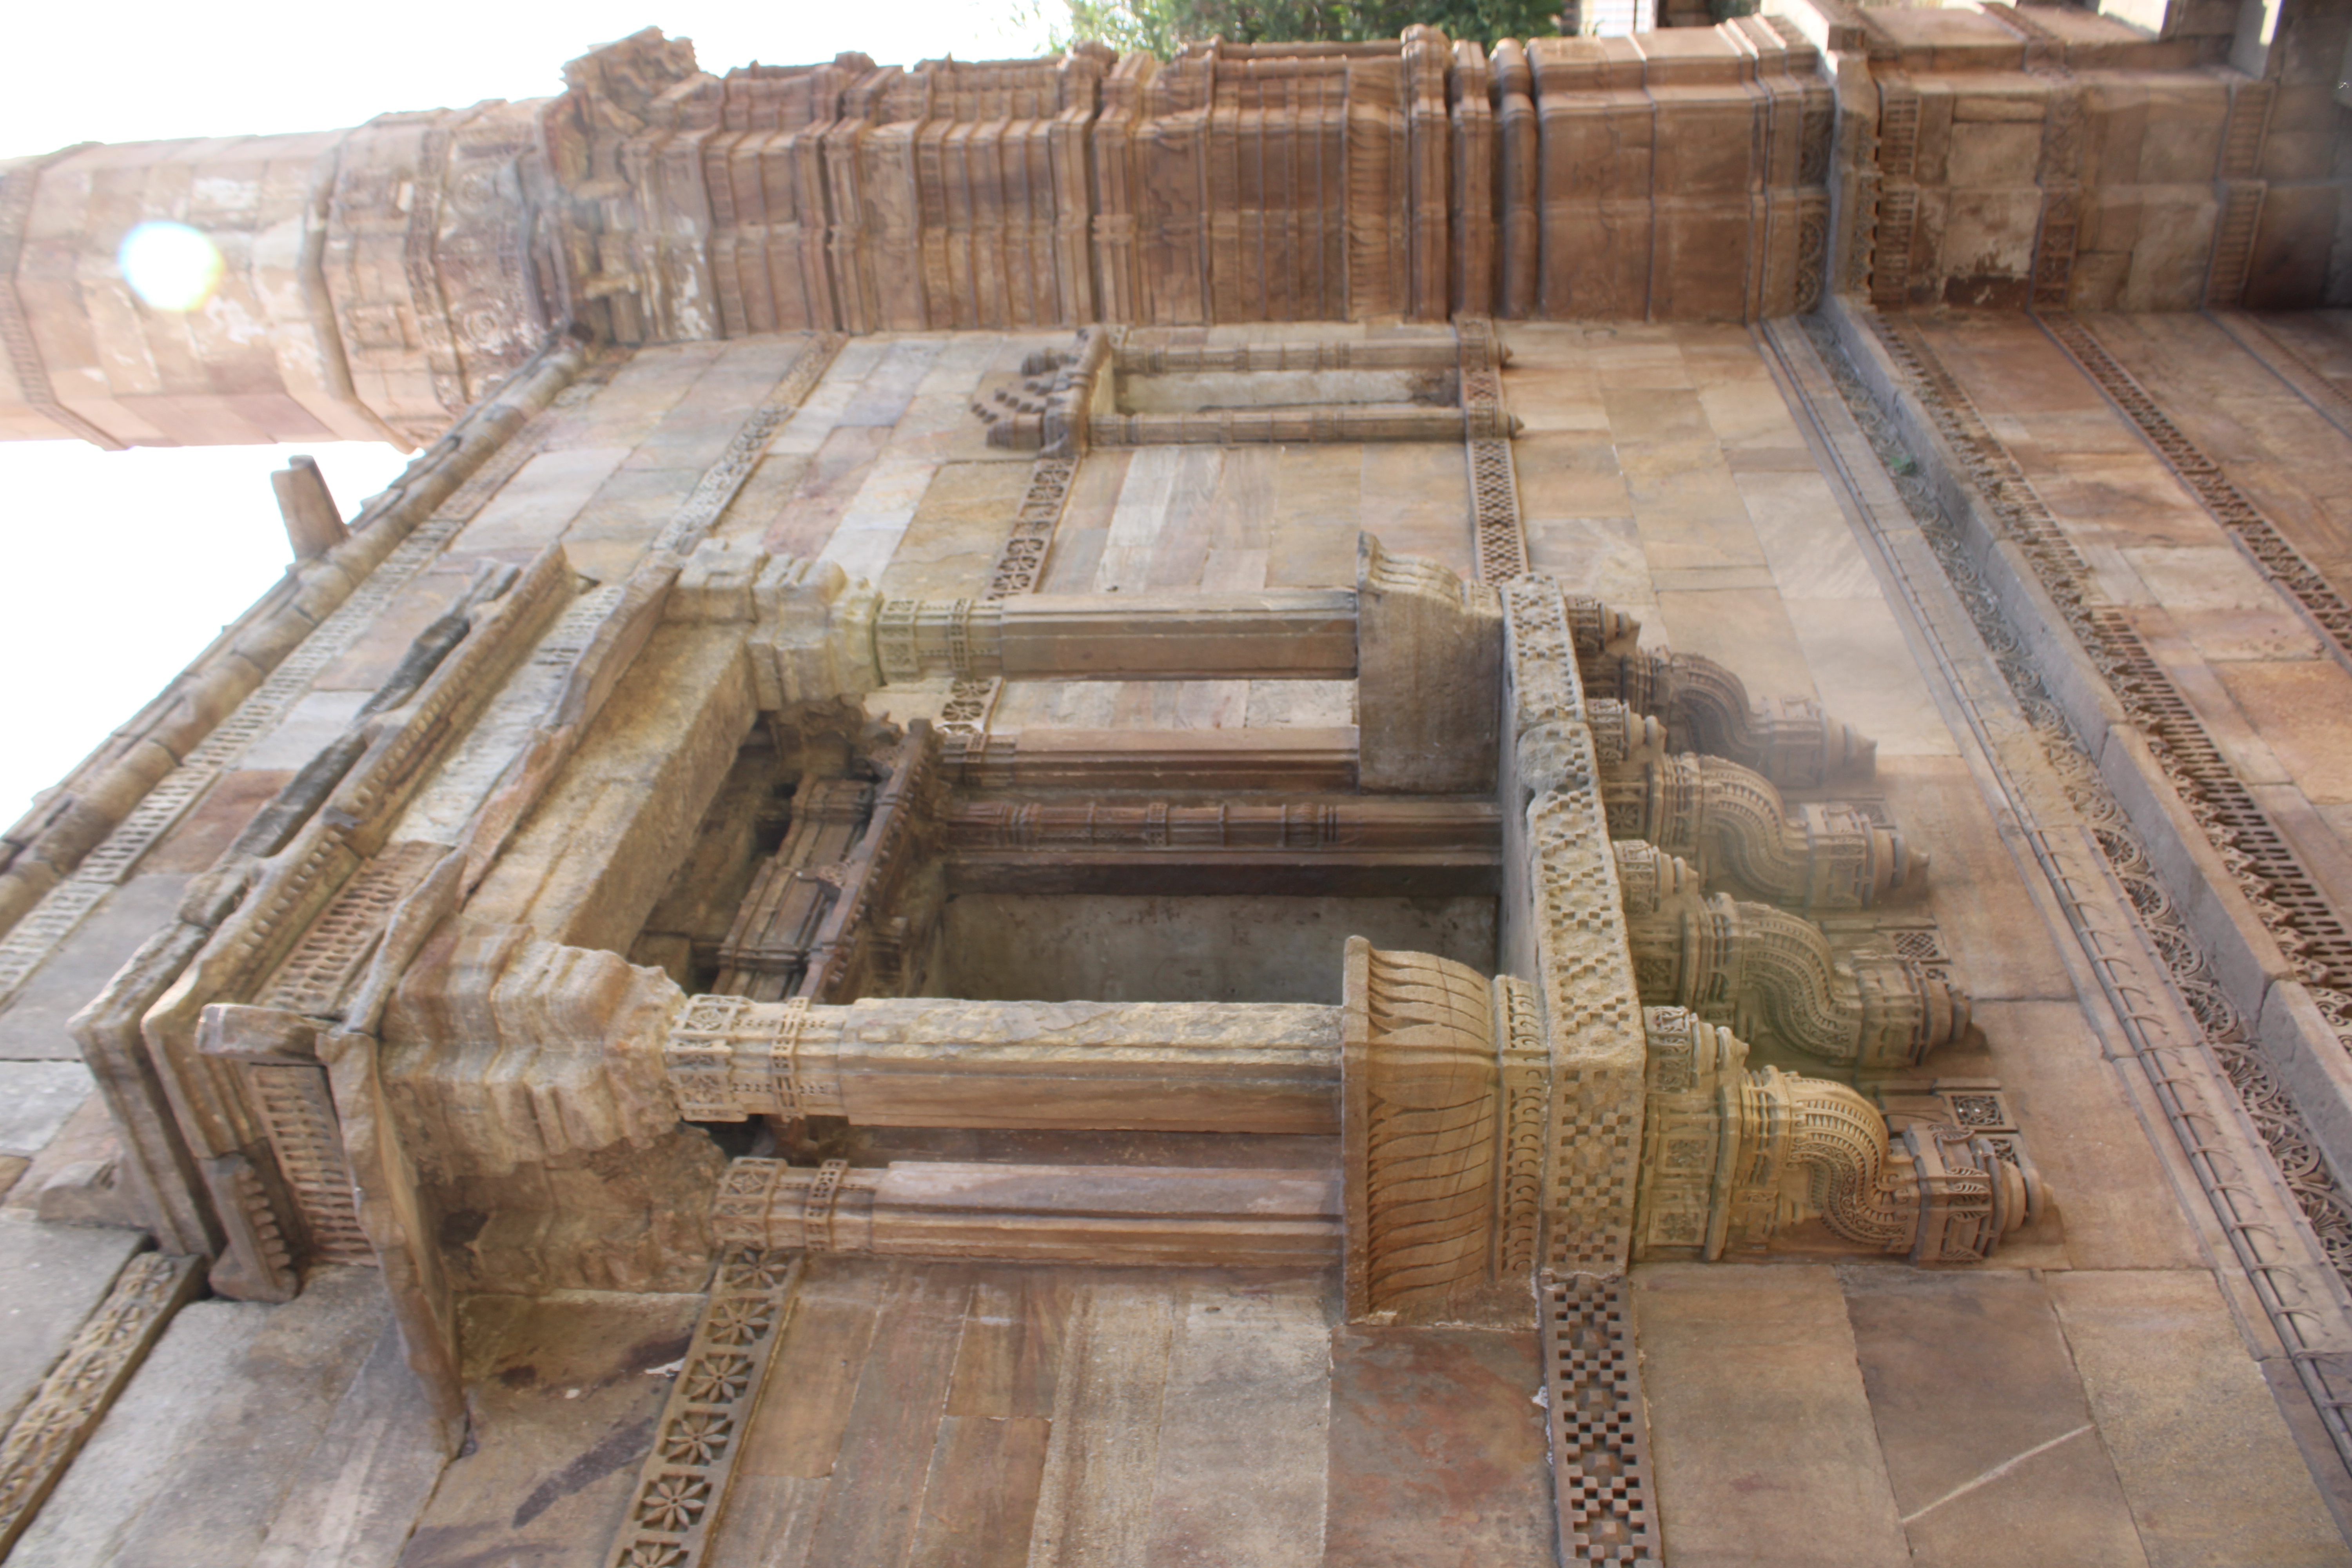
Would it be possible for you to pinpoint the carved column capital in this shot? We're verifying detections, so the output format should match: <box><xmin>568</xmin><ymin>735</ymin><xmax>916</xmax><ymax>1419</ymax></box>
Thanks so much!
<box><xmin>1341</xmin><ymin>937</ymin><xmax>1504</xmax><ymax>1321</ymax></box>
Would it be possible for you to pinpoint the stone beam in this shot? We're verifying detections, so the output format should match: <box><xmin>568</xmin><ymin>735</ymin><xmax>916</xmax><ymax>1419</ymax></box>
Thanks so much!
<box><xmin>953</xmin><ymin>728</ymin><xmax>1360</xmax><ymax>792</ymax></box>
<box><xmin>940</xmin><ymin>795</ymin><xmax>1502</xmax><ymax>895</ymax></box>
<box><xmin>711</xmin><ymin>1156</ymin><xmax>1339</xmax><ymax>1268</ymax></box>
<box><xmin>663</xmin><ymin>994</ymin><xmax>1342</xmax><ymax>1134</ymax></box>
<box><xmin>873</xmin><ymin>590</ymin><xmax>1358</xmax><ymax>683</ymax></box>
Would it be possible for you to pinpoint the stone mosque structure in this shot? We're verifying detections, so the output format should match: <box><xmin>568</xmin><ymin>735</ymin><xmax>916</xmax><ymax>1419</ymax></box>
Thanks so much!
<box><xmin>0</xmin><ymin>0</ymin><xmax>2348</xmax><ymax>1560</ymax></box>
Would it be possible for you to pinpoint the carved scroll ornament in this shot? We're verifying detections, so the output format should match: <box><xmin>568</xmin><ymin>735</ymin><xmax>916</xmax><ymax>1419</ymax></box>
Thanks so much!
<box><xmin>1633</xmin><ymin>1008</ymin><xmax>2043</xmax><ymax>1264</ymax></box>
<box><xmin>1592</xmin><ymin>701</ymin><xmax>1926</xmax><ymax>911</ymax></box>
<box><xmin>1566</xmin><ymin>601</ymin><xmax>1874</xmax><ymax>791</ymax></box>
<box><xmin>1615</xmin><ymin>840</ymin><xmax>1968</xmax><ymax>1069</ymax></box>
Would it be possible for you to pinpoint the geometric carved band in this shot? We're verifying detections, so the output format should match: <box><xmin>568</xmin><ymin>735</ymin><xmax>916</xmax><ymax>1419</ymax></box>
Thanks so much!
<box><xmin>664</xmin><ymin>995</ymin><xmax>835</xmax><ymax>1121</ymax></box>
<box><xmin>1542</xmin><ymin>1273</ymin><xmax>1664</xmax><ymax>1568</ymax></box>
<box><xmin>1459</xmin><ymin>316</ymin><xmax>1529</xmax><ymax>583</ymax></box>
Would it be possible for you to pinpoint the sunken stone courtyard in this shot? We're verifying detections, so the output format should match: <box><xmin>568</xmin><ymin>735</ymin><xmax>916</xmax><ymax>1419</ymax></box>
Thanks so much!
<box><xmin>1</xmin><ymin>4</ymin><xmax>2352</xmax><ymax>1563</ymax></box>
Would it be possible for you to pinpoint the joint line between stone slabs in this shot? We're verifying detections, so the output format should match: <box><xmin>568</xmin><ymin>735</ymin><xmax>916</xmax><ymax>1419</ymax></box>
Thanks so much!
<box><xmin>653</xmin><ymin>334</ymin><xmax>846</xmax><ymax>561</ymax></box>
<box><xmin>1867</xmin><ymin>313</ymin><xmax>2352</xmax><ymax>996</ymax></box>
<box><xmin>2207</xmin><ymin>311</ymin><xmax>2352</xmax><ymax>445</ymax></box>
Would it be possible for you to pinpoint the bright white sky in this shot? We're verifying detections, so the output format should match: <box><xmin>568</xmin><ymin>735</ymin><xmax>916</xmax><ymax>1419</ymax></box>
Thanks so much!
<box><xmin>0</xmin><ymin>0</ymin><xmax>1057</xmax><ymax>830</ymax></box>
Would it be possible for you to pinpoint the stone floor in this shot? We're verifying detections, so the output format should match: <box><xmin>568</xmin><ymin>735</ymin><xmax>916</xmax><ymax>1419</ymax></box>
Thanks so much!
<box><xmin>1911</xmin><ymin>310</ymin><xmax>2352</xmax><ymax>920</ymax></box>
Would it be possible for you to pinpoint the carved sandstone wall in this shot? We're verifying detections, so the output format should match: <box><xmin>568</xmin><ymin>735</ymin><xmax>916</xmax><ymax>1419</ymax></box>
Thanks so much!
<box><xmin>6</xmin><ymin>10</ymin><xmax>2348</xmax><ymax>447</ymax></box>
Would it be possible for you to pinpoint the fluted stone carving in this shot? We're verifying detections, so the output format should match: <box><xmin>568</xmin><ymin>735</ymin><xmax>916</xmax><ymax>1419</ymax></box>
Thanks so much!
<box><xmin>1615</xmin><ymin>840</ymin><xmax>1969</xmax><ymax>1069</ymax></box>
<box><xmin>1592</xmin><ymin>701</ymin><xmax>1925</xmax><ymax>911</ymax></box>
<box><xmin>1633</xmin><ymin>1008</ymin><xmax>2043</xmax><ymax>1264</ymax></box>
<box><xmin>1341</xmin><ymin>938</ymin><xmax>1501</xmax><ymax>1320</ymax></box>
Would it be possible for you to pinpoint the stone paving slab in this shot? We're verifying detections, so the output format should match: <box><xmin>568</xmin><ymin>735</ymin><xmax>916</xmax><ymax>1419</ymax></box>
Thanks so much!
<box><xmin>0</xmin><ymin>1061</ymin><xmax>91</xmax><ymax>1156</ymax></box>
<box><xmin>0</xmin><ymin>1212</ymin><xmax>141</xmax><ymax>1431</ymax></box>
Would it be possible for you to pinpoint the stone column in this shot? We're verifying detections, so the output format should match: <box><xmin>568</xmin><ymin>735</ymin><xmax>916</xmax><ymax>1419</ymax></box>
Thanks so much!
<box><xmin>711</xmin><ymin>1156</ymin><xmax>1339</xmax><ymax>1268</ymax></box>
<box><xmin>664</xmin><ymin>995</ymin><xmax>1344</xmax><ymax>1134</ymax></box>
<box><xmin>871</xmin><ymin>590</ymin><xmax>1357</xmax><ymax>683</ymax></box>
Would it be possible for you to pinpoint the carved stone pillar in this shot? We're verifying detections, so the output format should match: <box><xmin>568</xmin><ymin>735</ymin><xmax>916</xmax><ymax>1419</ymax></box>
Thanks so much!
<box><xmin>1632</xmin><ymin>1008</ymin><xmax>2043</xmax><ymax>1264</ymax></box>
<box><xmin>663</xmin><ymin>993</ymin><xmax>1342</xmax><ymax>1134</ymax></box>
<box><xmin>1592</xmin><ymin>700</ymin><xmax>1926</xmax><ymax>910</ymax></box>
<box><xmin>1614</xmin><ymin>840</ymin><xmax>1969</xmax><ymax>1069</ymax></box>
<box><xmin>710</xmin><ymin>1156</ymin><xmax>1339</xmax><ymax>1267</ymax></box>
<box><xmin>1356</xmin><ymin>535</ymin><xmax>1503</xmax><ymax>793</ymax></box>
<box><xmin>870</xmin><ymin>590</ymin><xmax>1356</xmax><ymax>684</ymax></box>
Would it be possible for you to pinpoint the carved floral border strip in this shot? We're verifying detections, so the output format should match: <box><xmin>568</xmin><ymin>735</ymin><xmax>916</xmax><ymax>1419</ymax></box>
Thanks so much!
<box><xmin>1775</xmin><ymin>314</ymin><xmax>2352</xmax><ymax>1478</ymax></box>
<box><xmin>0</xmin><ymin>1252</ymin><xmax>203</xmax><ymax>1555</ymax></box>
<box><xmin>603</xmin><ymin>1250</ymin><xmax>805</xmax><ymax>1568</ymax></box>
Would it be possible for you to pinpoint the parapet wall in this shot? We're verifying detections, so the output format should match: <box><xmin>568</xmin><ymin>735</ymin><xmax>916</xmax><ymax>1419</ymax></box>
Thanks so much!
<box><xmin>1</xmin><ymin>4</ymin><xmax>2346</xmax><ymax>448</ymax></box>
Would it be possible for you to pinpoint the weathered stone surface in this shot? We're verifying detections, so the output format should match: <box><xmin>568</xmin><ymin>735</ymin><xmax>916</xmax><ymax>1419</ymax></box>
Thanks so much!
<box><xmin>0</xmin><ymin>1214</ymin><xmax>141</xmax><ymax>1430</ymax></box>
<box><xmin>5</xmin><ymin>1267</ymin><xmax>393</xmax><ymax>1566</ymax></box>
<box><xmin>0</xmin><ymin>874</ymin><xmax>188</xmax><ymax>1061</ymax></box>
<box><xmin>395</xmin><ymin>1290</ymin><xmax>700</xmax><ymax>1566</ymax></box>
<box><xmin>1325</xmin><ymin>1324</ymin><xmax>1552</xmax><ymax>1566</ymax></box>
<box><xmin>2047</xmin><ymin>1270</ymin><xmax>2345</xmax><ymax>1567</ymax></box>
<box><xmin>1634</xmin><ymin>1263</ymin><xmax>1910</xmax><ymax>1567</ymax></box>
<box><xmin>0</xmin><ymin>1062</ymin><xmax>91</xmax><ymax>1157</ymax></box>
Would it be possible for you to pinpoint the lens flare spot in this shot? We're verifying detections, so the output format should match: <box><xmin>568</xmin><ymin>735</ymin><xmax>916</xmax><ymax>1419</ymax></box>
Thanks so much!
<box><xmin>119</xmin><ymin>221</ymin><xmax>225</xmax><ymax>312</ymax></box>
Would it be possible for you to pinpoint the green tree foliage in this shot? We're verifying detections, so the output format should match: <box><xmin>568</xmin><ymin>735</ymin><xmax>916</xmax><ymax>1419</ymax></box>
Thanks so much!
<box><xmin>1058</xmin><ymin>0</ymin><xmax>1560</xmax><ymax>54</ymax></box>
